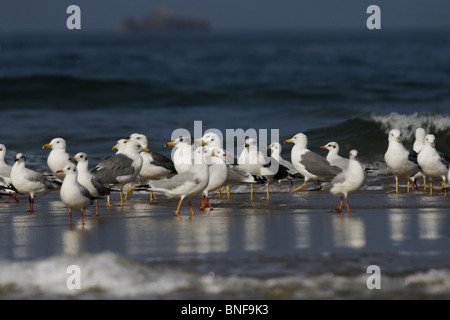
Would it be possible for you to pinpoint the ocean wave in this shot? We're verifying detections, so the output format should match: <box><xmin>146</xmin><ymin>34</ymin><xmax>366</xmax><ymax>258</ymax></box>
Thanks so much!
<box><xmin>306</xmin><ymin>112</ymin><xmax>450</xmax><ymax>162</ymax></box>
<box><xmin>1</xmin><ymin>251</ymin><xmax>450</xmax><ymax>299</ymax></box>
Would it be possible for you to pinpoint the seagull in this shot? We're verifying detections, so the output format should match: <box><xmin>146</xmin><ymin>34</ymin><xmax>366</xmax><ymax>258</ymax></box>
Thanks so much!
<box><xmin>195</xmin><ymin>132</ymin><xmax>237</xmax><ymax>164</ymax></box>
<box><xmin>267</xmin><ymin>142</ymin><xmax>302</xmax><ymax>190</ymax></box>
<box><xmin>320</xmin><ymin>141</ymin><xmax>349</xmax><ymax>170</ymax></box>
<box><xmin>57</xmin><ymin>163</ymin><xmax>94</xmax><ymax>227</ymax></box>
<box><xmin>284</xmin><ymin>133</ymin><xmax>342</xmax><ymax>191</ymax></box>
<box><xmin>42</xmin><ymin>137</ymin><xmax>72</xmax><ymax>181</ymax></box>
<box><xmin>417</xmin><ymin>134</ymin><xmax>449</xmax><ymax>196</ymax></box>
<box><xmin>10</xmin><ymin>153</ymin><xmax>61</xmax><ymax>213</ymax></box>
<box><xmin>0</xmin><ymin>144</ymin><xmax>20</xmax><ymax>202</ymax></box>
<box><xmin>412</xmin><ymin>128</ymin><xmax>427</xmax><ymax>189</ymax></box>
<box><xmin>200</xmin><ymin>147</ymin><xmax>228</xmax><ymax>211</ymax></box>
<box><xmin>130</xmin><ymin>133</ymin><xmax>176</xmax><ymax>200</ymax></box>
<box><xmin>238</xmin><ymin>138</ymin><xmax>289</xmax><ymax>201</ymax></box>
<box><xmin>384</xmin><ymin>129</ymin><xmax>421</xmax><ymax>194</ymax></box>
<box><xmin>197</xmin><ymin>132</ymin><xmax>264</xmax><ymax>199</ymax></box>
<box><xmin>71</xmin><ymin>152</ymin><xmax>110</xmax><ymax>214</ymax></box>
<box><xmin>329</xmin><ymin>149</ymin><xmax>365</xmax><ymax>214</ymax></box>
<box><xmin>165</xmin><ymin>135</ymin><xmax>194</xmax><ymax>174</ymax></box>
<box><xmin>145</xmin><ymin>147</ymin><xmax>210</xmax><ymax>216</ymax></box>
<box><xmin>91</xmin><ymin>139</ymin><xmax>149</xmax><ymax>207</ymax></box>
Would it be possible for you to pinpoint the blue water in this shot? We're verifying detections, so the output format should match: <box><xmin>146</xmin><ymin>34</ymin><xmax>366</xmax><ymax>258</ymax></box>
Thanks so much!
<box><xmin>1</xmin><ymin>30</ymin><xmax>450</xmax><ymax>299</ymax></box>
<box><xmin>0</xmin><ymin>30</ymin><xmax>449</xmax><ymax>168</ymax></box>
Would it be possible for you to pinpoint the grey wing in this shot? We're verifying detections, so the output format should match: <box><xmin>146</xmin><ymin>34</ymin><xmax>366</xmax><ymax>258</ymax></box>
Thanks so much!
<box><xmin>92</xmin><ymin>154</ymin><xmax>135</xmax><ymax>184</ymax></box>
<box><xmin>150</xmin><ymin>152</ymin><xmax>176</xmax><ymax>173</ymax></box>
<box><xmin>81</xmin><ymin>184</ymin><xmax>94</xmax><ymax>201</ymax></box>
<box><xmin>149</xmin><ymin>170</ymin><xmax>198</xmax><ymax>190</ymax></box>
<box><xmin>91</xmin><ymin>175</ymin><xmax>110</xmax><ymax>196</ymax></box>
<box><xmin>300</xmin><ymin>152</ymin><xmax>342</xmax><ymax>177</ymax></box>
<box><xmin>438</xmin><ymin>151</ymin><xmax>450</xmax><ymax>169</ymax></box>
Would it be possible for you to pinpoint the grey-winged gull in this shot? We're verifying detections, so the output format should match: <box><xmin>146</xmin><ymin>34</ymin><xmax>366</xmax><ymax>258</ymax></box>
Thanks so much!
<box><xmin>10</xmin><ymin>153</ymin><xmax>61</xmax><ymax>213</ymax></box>
<box><xmin>417</xmin><ymin>134</ymin><xmax>449</xmax><ymax>195</ymax></box>
<box><xmin>130</xmin><ymin>133</ymin><xmax>176</xmax><ymax>200</ymax></box>
<box><xmin>42</xmin><ymin>137</ymin><xmax>72</xmax><ymax>181</ymax></box>
<box><xmin>284</xmin><ymin>133</ymin><xmax>342</xmax><ymax>191</ymax></box>
<box><xmin>57</xmin><ymin>162</ymin><xmax>94</xmax><ymax>226</ymax></box>
<box><xmin>0</xmin><ymin>144</ymin><xmax>19</xmax><ymax>202</ymax></box>
<box><xmin>164</xmin><ymin>135</ymin><xmax>194</xmax><ymax>174</ymax></box>
<box><xmin>329</xmin><ymin>149</ymin><xmax>365</xmax><ymax>214</ymax></box>
<box><xmin>91</xmin><ymin>139</ymin><xmax>149</xmax><ymax>207</ymax></box>
<box><xmin>72</xmin><ymin>152</ymin><xmax>110</xmax><ymax>214</ymax></box>
<box><xmin>145</xmin><ymin>146</ymin><xmax>210</xmax><ymax>216</ymax></box>
<box><xmin>384</xmin><ymin>129</ymin><xmax>421</xmax><ymax>194</ymax></box>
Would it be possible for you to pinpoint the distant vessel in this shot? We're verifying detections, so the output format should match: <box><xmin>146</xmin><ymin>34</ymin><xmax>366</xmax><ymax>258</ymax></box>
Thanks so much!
<box><xmin>116</xmin><ymin>7</ymin><xmax>211</xmax><ymax>33</ymax></box>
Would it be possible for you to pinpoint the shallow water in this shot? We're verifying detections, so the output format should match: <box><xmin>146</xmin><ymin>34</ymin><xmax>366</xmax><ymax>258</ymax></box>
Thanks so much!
<box><xmin>1</xmin><ymin>176</ymin><xmax>449</xmax><ymax>299</ymax></box>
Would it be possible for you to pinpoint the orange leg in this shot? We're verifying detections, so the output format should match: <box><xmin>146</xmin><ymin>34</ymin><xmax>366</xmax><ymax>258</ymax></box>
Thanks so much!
<box><xmin>175</xmin><ymin>197</ymin><xmax>184</xmax><ymax>216</ymax></box>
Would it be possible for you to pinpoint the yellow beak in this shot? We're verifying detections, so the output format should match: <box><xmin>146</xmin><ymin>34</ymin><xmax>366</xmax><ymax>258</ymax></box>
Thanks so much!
<box><xmin>164</xmin><ymin>141</ymin><xmax>177</xmax><ymax>147</ymax></box>
<box><xmin>112</xmin><ymin>145</ymin><xmax>118</xmax><ymax>150</ymax></box>
<box><xmin>266</xmin><ymin>145</ymin><xmax>271</xmax><ymax>149</ymax></box>
<box><xmin>142</xmin><ymin>148</ymin><xmax>151</xmax><ymax>153</ymax></box>
<box><xmin>284</xmin><ymin>139</ymin><xmax>293</xmax><ymax>144</ymax></box>
<box><xmin>42</xmin><ymin>143</ymin><xmax>53</xmax><ymax>149</ymax></box>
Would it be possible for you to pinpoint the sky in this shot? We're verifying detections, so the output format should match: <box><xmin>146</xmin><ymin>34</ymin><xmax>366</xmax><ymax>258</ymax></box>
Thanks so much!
<box><xmin>1</xmin><ymin>0</ymin><xmax>450</xmax><ymax>33</ymax></box>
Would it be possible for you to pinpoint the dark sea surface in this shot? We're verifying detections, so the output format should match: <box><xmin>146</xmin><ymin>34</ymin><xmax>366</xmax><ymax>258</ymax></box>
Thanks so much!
<box><xmin>0</xmin><ymin>30</ymin><xmax>450</xmax><ymax>299</ymax></box>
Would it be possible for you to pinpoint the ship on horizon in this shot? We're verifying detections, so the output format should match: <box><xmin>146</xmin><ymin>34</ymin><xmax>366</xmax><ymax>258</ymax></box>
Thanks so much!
<box><xmin>116</xmin><ymin>7</ymin><xmax>212</xmax><ymax>33</ymax></box>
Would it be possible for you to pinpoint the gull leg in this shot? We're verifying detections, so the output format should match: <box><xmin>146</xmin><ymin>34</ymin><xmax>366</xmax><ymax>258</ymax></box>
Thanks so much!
<box><xmin>430</xmin><ymin>179</ymin><xmax>433</xmax><ymax>196</ymax></box>
<box><xmin>250</xmin><ymin>184</ymin><xmax>254</xmax><ymax>201</ymax></box>
<box><xmin>335</xmin><ymin>197</ymin><xmax>343</xmax><ymax>213</ymax></box>
<box><xmin>81</xmin><ymin>210</ymin><xmax>85</xmax><ymax>225</ymax></box>
<box><xmin>205</xmin><ymin>196</ymin><xmax>214</xmax><ymax>211</ymax></box>
<box><xmin>188</xmin><ymin>200</ymin><xmax>195</xmax><ymax>216</ymax></box>
<box><xmin>344</xmin><ymin>197</ymin><xmax>350</xmax><ymax>214</ymax></box>
<box><xmin>200</xmin><ymin>194</ymin><xmax>205</xmax><ymax>211</ymax></box>
<box><xmin>395</xmin><ymin>177</ymin><xmax>399</xmax><ymax>194</ymax></box>
<box><xmin>119</xmin><ymin>190</ymin><xmax>124</xmax><ymax>207</ymax></box>
<box><xmin>218</xmin><ymin>188</ymin><xmax>222</xmax><ymax>199</ymax></box>
<box><xmin>292</xmin><ymin>180</ymin><xmax>306</xmax><ymax>192</ymax></box>
<box><xmin>106</xmin><ymin>195</ymin><xmax>115</xmax><ymax>208</ymax></box>
<box><xmin>266</xmin><ymin>183</ymin><xmax>270</xmax><ymax>201</ymax></box>
<box><xmin>407</xmin><ymin>180</ymin><xmax>410</xmax><ymax>194</ymax></box>
<box><xmin>278</xmin><ymin>181</ymin><xmax>282</xmax><ymax>192</ymax></box>
<box><xmin>175</xmin><ymin>197</ymin><xmax>184</xmax><ymax>216</ymax></box>
<box><xmin>95</xmin><ymin>200</ymin><xmax>99</xmax><ymax>215</ymax></box>
<box><xmin>227</xmin><ymin>186</ymin><xmax>231</xmax><ymax>199</ymax></box>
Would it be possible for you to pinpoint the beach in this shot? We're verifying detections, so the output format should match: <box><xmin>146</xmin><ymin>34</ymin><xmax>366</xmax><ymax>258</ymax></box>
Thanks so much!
<box><xmin>0</xmin><ymin>30</ymin><xmax>449</xmax><ymax>300</ymax></box>
<box><xmin>1</xmin><ymin>174</ymin><xmax>450</xmax><ymax>299</ymax></box>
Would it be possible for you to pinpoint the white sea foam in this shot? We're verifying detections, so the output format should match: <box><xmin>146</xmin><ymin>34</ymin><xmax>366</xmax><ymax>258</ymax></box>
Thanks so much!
<box><xmin>369</xmin><ymin>112</ymin><xmax>450</xmax><ymax>141</ymax></box>
<box><xmin>1</xmin><ymin>252</ymin><xmax>450</xmax><ymax>299</ymax></box>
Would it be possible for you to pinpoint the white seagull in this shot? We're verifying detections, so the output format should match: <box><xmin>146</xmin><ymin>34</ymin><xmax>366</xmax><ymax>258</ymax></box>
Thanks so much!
<box><xmin>10</xmin><ymin>153</ymin><xmax>61</xmax><ymax>213</ymax></box>
<box><xmin>417</xmin><ymin>134</ymin><xmax>449</xmax><ymax>195</ymax></box>
<box><xmin>165</xmin><ymin>135</ymin><xmax>194</xmax><ymax>174</ymax></box>
<box><xmin>130</xmin><ymin>133</ymin><xmax>176</xmax><ymax>200</ymax></box>
<box><xmin>91</xmin><ymin>139</ymin><xmax>149</xmax><ymax>207</ymax></box>
<box><xmin>412</xmin><ymin>127</ymin><xmax>427</xmax><ymax>189</ymax></box>
<box><xmin>320</xmin><ymin>141</ymin><xmax>349</xmax><ymax>170</ymax></box>
<box><xmin>267</xmin><ymin>142</ymin><xmax>302</xmax><ymax>190</ymax></box>
<box><xmin>200</xmin><ymin>147</ymin><xmax>228</xmax><ymax>211</ymax></box>
<box><xmin>57</xmin><ymin>163</ymin><xmax>94</xmax><ymax>226</ymax></box>
<box><xmin>384</xmin><ymin>129</ymin><xmax>421</xmax><ymax>194</ymax></box>
<box><xmin>238</xmin><ymin>138</ymin><xmax>289</xmax><ymax>200</ymax></box>
<box><xmin>72</xmin><ymin>152</ymin><xmax>110</xmax><ymax>214</ymax></box>
<box><xmin>0</xmin><ymin>144</ymin><xmax>19</xmax><ymax>202</ymax></box>
<box><xmin>284</xmin><ymin>133</ymin><xmax>342</xmax><ymax>191</ymax></box>
<box><xmin>42</xmin><ymin>137</ymin><xmax>72</xmax><ymax>180</ymax></box>
<box><xmin>145</xmin><ymin>147</ymin><xmax>210</xmax><ymax>216</ymax></box>
<box><xmin>329</xmin><ymin>149</ymin><xmax>365</xmax><ymax>214</ymax></box>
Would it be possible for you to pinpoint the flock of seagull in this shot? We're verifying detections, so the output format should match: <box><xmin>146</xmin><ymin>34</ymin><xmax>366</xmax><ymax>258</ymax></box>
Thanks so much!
<box><xmin>0</xmin><ymin>127</ymin><xmax>448</xmax><ymax>226</ymax></box>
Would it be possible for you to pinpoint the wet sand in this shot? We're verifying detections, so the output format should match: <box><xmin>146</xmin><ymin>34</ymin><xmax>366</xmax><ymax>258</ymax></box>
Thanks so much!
<box><xmin>1</xmin><ymin>175</ymin><xmax>450</xmax><ymax>299</ymax></box>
